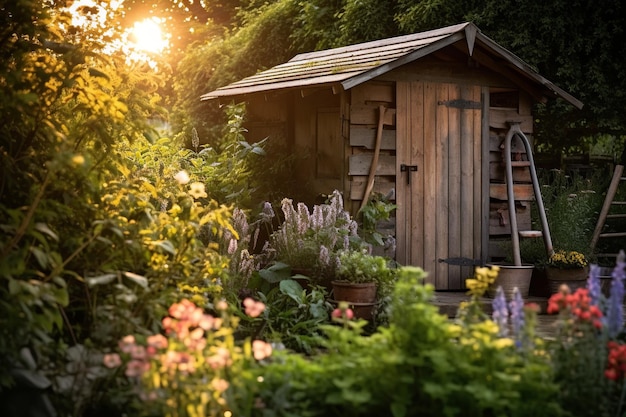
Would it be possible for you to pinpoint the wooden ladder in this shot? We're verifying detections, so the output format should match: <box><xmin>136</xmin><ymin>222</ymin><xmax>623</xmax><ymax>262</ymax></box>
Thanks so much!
<box><xmin>590</xmin><ymin>163</ymin><xmax>626</xmax><ymax>260</ymax></box>
<box><xmin>502</xmin><ymin>122</ymin><xmax>554</xmax><ymax>266</ymax></box>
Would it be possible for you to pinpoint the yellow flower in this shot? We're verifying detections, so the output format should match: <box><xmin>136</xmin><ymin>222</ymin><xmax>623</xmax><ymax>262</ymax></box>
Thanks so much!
<box><xmin>466</xmin><ymin>265</ymin><xmax>500</xmax><ymax>297</ymax></box>
<box><xmin>188</xmin><ymin>182</ymin><xmax>208</xmax><ymax>199</ymax></box>
<box><xmin>548</xmin><ymin>250</ymin><xmax>588</xmax><ymax>269</ymax></box>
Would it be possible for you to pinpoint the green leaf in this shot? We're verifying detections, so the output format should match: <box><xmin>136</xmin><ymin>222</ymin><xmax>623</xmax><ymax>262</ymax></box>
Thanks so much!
<box><xmin>123</xmin><ymin>271</ymin><xmax>148</xmax><ymax>288</ymax></box>
<box><xmin>85</xmin><ymin>273</ymin><xmax>117</xmax><ymax>286</ymax></box>
<box><xmin>153</xmin><ymin>240</ymin><xmax>175</xmax><ymax>255</ymax></box>
<box><xmin>258</xmin><ymin>262</ymin><xmax>292</xmax><ymax>283</ymax></box>
<box><xmin>279</xmin><ymin>279</ymin><xmax>304</xmax><ymax>301</ymax></box>
<box><xmin>34</xmin><ymin>223</ymin><xmax>58</xmax><ymax>241</ymax></box>
<box><xmin>29</xmin><ymin>246</ymin><xmax>49</xmax><ymax>269</ymax></box>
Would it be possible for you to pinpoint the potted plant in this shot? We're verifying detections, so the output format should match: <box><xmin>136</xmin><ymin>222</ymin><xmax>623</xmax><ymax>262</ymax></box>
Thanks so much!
<box><xmin>262</xmin><ymin>190</ymin><xmax>363</xmax><ymax>288</ymax></box>
<box><xmin>546</xmin><ymin>249</ymin><xmax>589</xmax><ymax>294</ymax></box>
<box><xmin>330</xmin><ymin>249</ymin><xmax>396</xmax><ymax>319</ymax></box>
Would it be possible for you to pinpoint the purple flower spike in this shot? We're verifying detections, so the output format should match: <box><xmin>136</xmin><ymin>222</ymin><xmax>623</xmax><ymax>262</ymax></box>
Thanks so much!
<box><xmin>587</xmin><ymin>264</ymin><xmax>602</xmax><ymax>307</ymax></box>
<box><xmin>492</xmin><ymin>286</ymin><xmax>509</xmax><ymax>337</ymax></box>
<box><xmin>509</xmin><ymin>288</ymin><xmax>525</xmax><ymax>346</ymax></box>
<box><xmin>606</xmin><ymin>251</ymin><xmax>626</xmax><ymax>338</ymax></box>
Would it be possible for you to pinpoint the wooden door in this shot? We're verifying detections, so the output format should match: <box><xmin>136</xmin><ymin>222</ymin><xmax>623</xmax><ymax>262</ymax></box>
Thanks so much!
<box><xmin>396</xmin><ymin>81</ymin><xmax>484</xmax><ymax>290</ymax></box>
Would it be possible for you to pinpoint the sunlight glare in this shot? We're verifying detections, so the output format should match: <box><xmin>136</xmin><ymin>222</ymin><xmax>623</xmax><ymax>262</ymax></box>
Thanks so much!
<box><xmin>129</xmin><ymin>18</ymin><xmax>169</xmax><ymax>54</ymax></box>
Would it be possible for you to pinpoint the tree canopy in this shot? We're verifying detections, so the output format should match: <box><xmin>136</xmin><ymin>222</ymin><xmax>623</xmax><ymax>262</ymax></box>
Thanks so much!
<box><xmin>171</xmin><ymin>0</ymin><xmax>626</xmax><ymax>156</ymax></box>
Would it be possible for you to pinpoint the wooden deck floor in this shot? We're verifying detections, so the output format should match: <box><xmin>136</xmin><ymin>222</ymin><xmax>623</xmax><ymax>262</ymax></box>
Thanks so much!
<box><xmin>431</xmin><ymin>291</ymin><xmax>559</xmax><ymax>338</ymax></box>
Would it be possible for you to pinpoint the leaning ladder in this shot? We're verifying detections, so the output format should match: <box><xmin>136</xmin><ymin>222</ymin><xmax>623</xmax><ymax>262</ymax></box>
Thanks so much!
<box><xmin>503</xmin><ymin>122</ymin><xmax>554</xmax><ymax>266</ymax></box>
<box><xmin>590</xmin><ymin>162</ymin><xmax>626</xmax><ymax>257</ymax></box>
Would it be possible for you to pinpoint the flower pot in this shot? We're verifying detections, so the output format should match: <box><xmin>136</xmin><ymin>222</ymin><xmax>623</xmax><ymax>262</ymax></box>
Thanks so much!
<box><xmin>486</xmin><ymin>264</ymin><xmax>534</xmax><ymax>298</ymax></box>
<box><xmin>546</xmin><ymin>266</ymin><xmax>588</xmax><ymax>295</ymax></box>
<box><xmin>331</xmin><ymin>281</ymin><xmax>377</xmax><ymax>320</ymax></box>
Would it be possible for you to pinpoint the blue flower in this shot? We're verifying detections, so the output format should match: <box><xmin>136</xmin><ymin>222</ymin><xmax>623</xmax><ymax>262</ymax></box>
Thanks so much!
<box><xmin>509</xmin><ymin>288</ymin><xmax>525</xmax><ymax>347</ymax></box>
<box><xmin>606</xmin><ymin>253</ymin><xmax>626</xmax><ymax>338</ymax></box>
<box><xmin>586</xmin><ymin>264</ymin><xmax>603</xmax><ymax>307</ymax></box>
<box><xmin>492</xmin><ymin>286</ymin><xmax>509</xmax><ymax>337</ymax></box>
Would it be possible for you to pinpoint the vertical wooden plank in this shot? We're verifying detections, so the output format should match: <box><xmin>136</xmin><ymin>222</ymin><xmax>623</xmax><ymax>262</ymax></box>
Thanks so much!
<box><xmin>447</xmin><ymin>83</ymin><xmax>462</xmax><ymax>288</ymax></box>
<box><xmin>473</xmin><ymin>86</ymin><xmax>484</xmax><ymax>268</ymax></box>
<box><xmin>422</xmin><ymin>82</ymin><xmax>437</xmax><ymax>285</ymax></box>
<box><xmin>481</xmin><ymin>87</ymin><xmax>491</xmax><ymax>265</ymax></box>
<box><xmin>395</xmin><ymin>82</ymin><xmax>409</xmax><ymax>266</ymax></box>
<box><xmin>435</xmin><ymin>83</ymin><xmax>450</xmax><ymax>289</ymax></box>
<box><xmin>411</xmin><ymin>81</ymin><xmax>425</xmax><ymax>273</ymax></box>
<box><xmin>316</xmin><ymin>108</ymin><xmax>342</xmax><ymax>179</ymax></box>
<box><xmin>459</xmin><ymin>85</ymin><xmax>475</xmax><ymax>283</ymax></box>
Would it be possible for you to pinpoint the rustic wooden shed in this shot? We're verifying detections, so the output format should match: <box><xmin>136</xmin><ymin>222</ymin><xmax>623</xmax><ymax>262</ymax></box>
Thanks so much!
<box><xmin>201</xmin><ymin>22</ymin><xmax>582</xmax><ymax>290</ymax></box>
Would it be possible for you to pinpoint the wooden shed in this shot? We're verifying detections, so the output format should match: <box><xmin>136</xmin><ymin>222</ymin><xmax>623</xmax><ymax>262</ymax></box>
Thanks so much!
<box><xmin>202</xmin><ymin>22</ymin><xmax>582</xmax><ymax>290</ymax></box>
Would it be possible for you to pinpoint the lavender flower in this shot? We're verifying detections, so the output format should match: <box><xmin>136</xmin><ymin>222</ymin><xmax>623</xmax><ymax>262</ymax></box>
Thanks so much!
<box><xmin>232</xmin><ymin>208</ymin><xmax>249</xmax><ymax>237</ymax></box>
<box><xmin>238</xmin><ymin>250</ymin><xmax>255</xmax><ymax>280</ymax></box>
<box><xmin>227</xmin><ymin>239</ymin><xmax>238</xmax><ymax>255</ymax></box>
<box><xmin>348</xmin><ymin>219</ymin><xmax>358</xmax><ymax>236</ymax></box>
<box><xmin>280</xmin><ymin>198</ymin><xmax>296</xmax><ymax>229</ymax></box>
<box><xmin>311</xmin><ymin>205</ymin><xmax>323</xmax><ymax>230</ymax></box>
<box><xmin>492</xmin><ymin>286</ymin><xmax>509</xmax><ymax>337</ymax></box>
<box><xmin>509</xmin><ymin>288</ymin><xmax>525</xmax><ymax>347</ymax></box>
<box><xmin>261</xmin><ymin>202</ymin><xmax>275</xmax><ymax>221</ymax></box>
<box><xmin>296</xmin><ymin>202</ymin><xmax>311</xmax><ymax>235</ymax></box>
<box><xmin>587</xmin><ymin>264</ymin><xmax>602</xmax><ymax>307</ymax></box>
<box><xmin>191</xmin><ymin>127</ymin><xmax>200</xmax><ymax>151</ymax></box>
<box><xmin>319</xmin><ymin>245</ymin><xmax>330</xmax><ymax>267</ymax></box>
<box><xmin>607</xmin><ymin>251</ymin><xmax>626</xmax><ymax>338</ymax></box>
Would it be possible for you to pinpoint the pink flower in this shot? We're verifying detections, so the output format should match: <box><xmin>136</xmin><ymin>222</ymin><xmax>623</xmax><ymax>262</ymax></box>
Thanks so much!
<box><xmin>119</xmin><ymin>335</ymin><xmax>136</xmax><ymax>353</ymax></box>
<box><xmin>198</xmin><ymin>314</ymin><xmax>216</xmax><ymax>330</ymax></box>
<box><xmin>147</xmin><ymin>334</ymin><xmax>168</xmax><ymax>350</ymax></box>
<box><xmin>331</xmin><ymin>307</ymin><xmax>354</xmax><ymax>320</ymax></box>
<box><xmin>130</xmin><ymin>345</ymin><xmax>147</xmax><ymax>360</ymax></box>
<box><xmin>103</xmin><ymin>353</ymin><xmax>121</xmax><ymax>368</ymax></box>
<box><xmin>125</xmin><ymin>359</ymin><xmax>150</xmax><ymax>378</ymax></box>
<box><xmin>211</xmin><ymin>377</ymin><xmax>229</xmax><ymax>393</ymax></box>
<box><xmin>243</xmin><ymin>298</ymin><xmax>266</xmax><ymax>318</ymax></box>
<box><xmin>252</xmin><ymin>340</ymin><xmax>273</xmax><ymax>361</ymax></box>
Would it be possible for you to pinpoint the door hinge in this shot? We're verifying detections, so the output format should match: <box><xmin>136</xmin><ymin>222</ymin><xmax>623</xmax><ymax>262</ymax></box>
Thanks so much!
<box><xmin>438</xmin><ymin>257</ymin><xmax>482</xmax><ymax>266</ymax></box>
<box><xmin>438</xmin><ymin>99</ymin><xmax>481</xmax><ymax>109</ymax></box>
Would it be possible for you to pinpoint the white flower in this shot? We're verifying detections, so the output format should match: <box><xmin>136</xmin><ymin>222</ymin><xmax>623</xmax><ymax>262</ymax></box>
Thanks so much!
<box><xmin>174</xmin><ymin>170</ymin><xmax>190</xmax><ymax>185</ymax></box>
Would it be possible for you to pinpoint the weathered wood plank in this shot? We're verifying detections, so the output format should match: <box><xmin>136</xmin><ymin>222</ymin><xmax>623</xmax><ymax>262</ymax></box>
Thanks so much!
<box><xmin>423</xmin><ymin>81</ymin><xmax>437</xmax><ymax>286</ymax></box>
<box><xmin>489</xmin><ymin>108</ymin><xmax>533</xmax><ymax>132</ymax></box>
<box><xmin>481</xmin><ymin>86</ymin><xmax>491</xmax><ymax>266</ymax></box>
<box><xmin>348</xmin><ymin>154</ymin><xmax>396</xmax><ymax>176</ymax></box>
<box><xmin>447</xmin><ymin>83</ymin><xmax>462</xmax><ymax>289</ymax></box>
<box><xmin>435</xmin><ymin>82</ymin><xmax>450</xmax><ymax>287</ymax></box>
<box><xmin>350</xmin><ymin>106</ymin><xmax>396</xmax><ymax>126</ymax></box>
<box><xmin>489</xmin><ymin>203</ymin><xmax>531</xmax><ymax>235</ymax></box>
<box><xmin>489</xmin><ymin>133</ymin><xmax>527</xmax><ymax>153</ymax></box>
<box><xmin>316</xmin><ymin>108</ymin><xmax>343</xmax><ymax>179</ymax></box>
<box><xmin>490</xmin><ymin>183</ymin><xmax>534</xmax><ymax>201</ymax></box>
<box><xmin>395</xmin><ymin>82</ymin><xmax>409</xmax><ymax>266</ymax></box>
<box><xmin>473</xmin><ymin>85</ymin><xmax>484</xmax><ymax>267</ymax></box>
<box><xmin>351</xmin><ymin>82</ymin><xmax>394</xmax><ymax>105</ymax></box>
<box><xmin>349</xmin><ymin>178</ymin><xmax>396</xmax><ymax>200</ymax></box>
<box><xmin>489</xmin><ymin>160</ymin><xmax>532</xmax><ymax>182</ymax></box>
<box><xmin>410</xmin><ymin>82</ymin><xmax>428</xmax><ymax>266</ymax></box>
<box><xmin>349</xmin><ymin>126</ymin><xmax>396</xmax><ymax>150</ymax></box>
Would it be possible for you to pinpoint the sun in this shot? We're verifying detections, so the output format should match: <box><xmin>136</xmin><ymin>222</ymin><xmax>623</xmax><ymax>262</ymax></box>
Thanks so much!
<box><xmin>129</xmin><ymin>17</ymin><xmax>169</xmax><ymax>54</ymax></box>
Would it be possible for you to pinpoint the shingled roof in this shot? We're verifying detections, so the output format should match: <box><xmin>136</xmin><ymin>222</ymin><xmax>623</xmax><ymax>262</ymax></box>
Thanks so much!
<box><xmin>201</xmin><ymin>22</ymin><xmax>582</xmax><ymax>109</ymax></box>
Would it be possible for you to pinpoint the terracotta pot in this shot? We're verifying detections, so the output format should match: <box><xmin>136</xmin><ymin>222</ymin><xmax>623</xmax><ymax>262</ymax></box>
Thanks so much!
<box><xmin>486</xmin><ymin>264</ymin><xmax>534</xmax><ymax>298</ymax></box>
<box><xmin>546</xmin><ymin>266</ymin><xmax>589</xmax><ymax>294</ymax></box>
<box><xmin>331</xmin><ymin>281</ymin><xmax>376</xmax><ymax>303</ymax></box>
<box><xmin>331</xmin><ymin>281</ymin><xmax>377</xmax><ymax>320</ymax></box>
